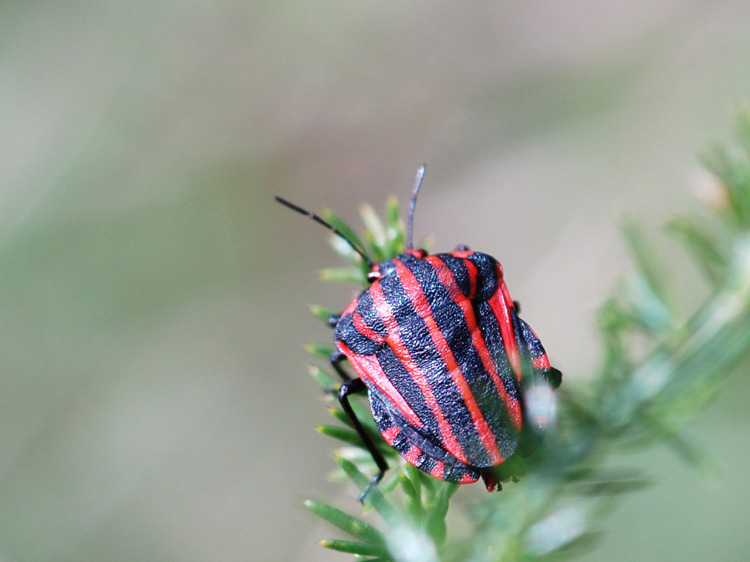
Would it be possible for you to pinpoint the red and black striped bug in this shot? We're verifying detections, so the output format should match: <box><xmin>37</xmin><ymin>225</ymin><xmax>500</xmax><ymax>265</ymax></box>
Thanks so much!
<box><xmin>276</xmin><ymin>166</ymin><xmax>561</xmax><ymax>499</ymax></box>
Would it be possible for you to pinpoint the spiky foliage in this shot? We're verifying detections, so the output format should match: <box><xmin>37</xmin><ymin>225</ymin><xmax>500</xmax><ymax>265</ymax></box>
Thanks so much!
<box><xmin>301</xmin><ymin>117</ymin><xmax>750</xmax><ymax>561</ymax></box>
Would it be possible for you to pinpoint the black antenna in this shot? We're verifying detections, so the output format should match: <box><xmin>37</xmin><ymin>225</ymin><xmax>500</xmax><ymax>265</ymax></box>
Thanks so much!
<box><xmin>407</xmin><ymin>165</ymin><xmax>426</xmax><ymax>249</ymax></box>
<box><xmin>275</xmin><ymin>196</ymin><xmax>373</xmax><ymax>267</ymax></box>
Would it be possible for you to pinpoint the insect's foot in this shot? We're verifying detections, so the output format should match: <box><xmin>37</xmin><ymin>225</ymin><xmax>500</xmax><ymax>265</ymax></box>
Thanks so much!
<box><xmin>358</xmin><ymin>472</ymin><xmax>384</xmax><ymax>503</ymax></box>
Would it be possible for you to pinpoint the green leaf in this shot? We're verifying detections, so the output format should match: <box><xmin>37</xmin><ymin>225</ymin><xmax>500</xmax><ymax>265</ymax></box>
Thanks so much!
<box><xmin>424</xmin><ymin>483</ymin><xmax>457</xmax><ymax>546</ymax></box>
<box><xmin>319</xmin><ymin>539</ymin><xmax>390</xmax><ymax>557</ymax></box>
<box><xmin>378</xmin><ymin>470</ymin><xmax>402</xmax><ymax>495</ymax></box>
<box><xmin>666</xmin><ymin>217</ymin><xmax>728</xmax><ymax>286</ymax></box>
<box><xmin>568</xmin><ymin>471</ymin><xmax>652</xmax><ymax>497</ymax></box>
<box><xmin>329</xmin><ymin>234</ymin><xmax>366</xmax><ymax>268</ymax></box>
<box><xmin>360</xmin><ymin>202</ymin><xmax>388</xmax><ymax>262</ymax></box>
<box><xmin>317</xmin><ymin>425</ymin><xmax>365</xmax><ymax>447</ymax></box>
<box><xmin>305</xmin><ymin>499</ymin><xmax>386</xmax><ymax>544</ymax></box>
<box><xmin>400</xmin><ymin>473</ymin><xmax>423</xmax><ymax>526</ymax></box>
<box><xmin>727</xmin><ymin>117</ymin><xmax>750</xmax><ymax>225</ymax></box>
<box><xmin>309</xmin><ymin>304</ymin><xmax>339</xmax><ymax>324</ymax></box>
<box><xmin>622</xmin><ymin>219</ymin><xmax>671</xmax><ymax>311</ymax></box>
<box><xmin>304</xmin><ymin>344</ymin><xmax>335</xmax><ymax>360</ymax></box>
<box><xmin>701</xmin><ymin>142</ymin><xmax>750</xmax><ymax>227</ymax></box>
<box><xmin>524</xmin><ymin>505</ymin><xmax>589</xmax><ymax>556</ymax></box>
<box><xmin>336</xmin><ymin>456</ymin><xmax>398</xmax><ymax>523</ymax></box>
<box><xmin>384</xmin><ymin>195</ymin><xmax>405</xmax><ymax>257</ymax></box>
<box><xmin>308</xmin><ymin>365</ymin><xmax>337</xmax><ymax>389</ymax></box>
<box><xmin>622</xmin><ymin>273</ymin><xmax>673</xmax><ymax>334</ymax></box>
<box><xmin>735</xmin><ymin>110</ymin><xmax>750</xmax><ymax>153</ymax></box>
<box><xmin>320</xmin><ymin>266</ymin><xmax>367</xmax><ymax>284</ymax></box>
<box><xmin>642</xmin><ymin>414</ymin><xmax>721</xmax><ymax>475</ymax></box>
<box><xmin>404</xmin><ymin>463</ymin><xmax>422</xmax><ymax>499</ymax></box>
<box><xmin>385</xmin><ymin>195</ymin><xmax>400</xmax><ymax>231</ymax></box>
<box><xmin>328</xmin><ymin>406</ymin><xmax>353</xmax><ymax>427</ymax></box>
<box><xmin>320</xmin><ymin>208</ymin><xmax>370</xmax><ymax>262</ymax></box>
<box><xmin>321</xmin><ymin>427</ymin><xmax>394</xmax><ymax>458</ymax></box>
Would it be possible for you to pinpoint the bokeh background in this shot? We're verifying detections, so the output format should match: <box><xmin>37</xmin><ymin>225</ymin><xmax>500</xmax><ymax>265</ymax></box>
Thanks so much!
<box><xmin>2</xmin><ymin>2</ymin><xmax>750</xmax><ymax>561</ymax></box>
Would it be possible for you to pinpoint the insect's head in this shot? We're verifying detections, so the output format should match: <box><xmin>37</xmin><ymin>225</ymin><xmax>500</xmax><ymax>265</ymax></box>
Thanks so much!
<box><xmin>275</xmin><ymin>165</ymin><xmax>427</xmax><ymax>284</ymax></box>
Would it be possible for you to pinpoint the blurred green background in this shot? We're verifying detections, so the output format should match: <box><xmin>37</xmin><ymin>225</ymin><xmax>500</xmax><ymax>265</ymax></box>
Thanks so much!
<box><xmin>2</xmin><ymin>2</ymin><xmax>750</xmax><ymax>561</ymax></box>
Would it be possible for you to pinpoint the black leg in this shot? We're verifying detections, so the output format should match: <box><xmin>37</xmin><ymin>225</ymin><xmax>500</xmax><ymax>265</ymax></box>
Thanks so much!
<box><xmin>330</xmin><ymin>350</ymin><xmax>351</xmax><ymax>382</ymax></box>
<box><xmin>328</xmin><ymin>314</ymin><xmax>341</xmax><ymax>328</ymax></box>
<box><xmin>513</xmin><ymin>300</ymin><xmax>521</xmax><ymax>313</ymax></box>
<box><xmin>481</xmin><ymin>470</ymin><xmax>501</xmax><ymax>492</ymax></box>
<box><xmin>543</xmin><ymin>367</ymin><xmax>563</xmax><ymax>389</ymax></box>
<box><xmin>454</xmin><ymin>244</ymin><xmax>470</xmax><ymax>252</ymax></box>
<box><xmin>339</xmin><ymin>378</ymin><xmax>389</xmax><ymax>501</ymax></box>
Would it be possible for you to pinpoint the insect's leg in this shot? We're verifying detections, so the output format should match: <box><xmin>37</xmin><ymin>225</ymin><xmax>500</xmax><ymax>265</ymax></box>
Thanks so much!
<box><xmin>481</xmin><ymin>455</ymin><xmax>525</xmax><ymax>492</ymax></box>
<box><xmin>513</xmin><ymin>300</ymin><xmax>521</xmax><ymax>313</ymax></box>
<box><xmin>328</xmin><ymin>314</ymin><xmax>341</xmax><ymax>328</ymax></box>
<box><xmin>481</xmin><ymin>470</ymin><xmax>501</xmax><ymax>492</ymax></box>
<box><xmin>339</xmin><ymin>378</ymin><xmax>389</xmax><ymax>501</ymax></box>
<box><xmin>542</xmin><ymin>366</ymin><xmax>562</xmax><ymax>389</ymax></box>
<box><xmin>330</xmin><ymin>350</ymin><xmax>351</xmax><ymax>382</ymax></box>
<box><xmin>327</xmin><ymin>316</ymin><xmax>350</xmax><ymax>382</ymax></box>
<box><xmin>454</xmin><ymin>243</ymin><xmax>470</xmax><ymax>252</ymax></box>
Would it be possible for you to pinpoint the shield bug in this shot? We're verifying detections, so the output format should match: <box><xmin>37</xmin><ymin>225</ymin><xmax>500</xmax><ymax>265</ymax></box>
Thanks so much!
<box><xmin>276</xmin><ymin>166</ymin><xmax>561</xmax><ymax>498</ymax></box>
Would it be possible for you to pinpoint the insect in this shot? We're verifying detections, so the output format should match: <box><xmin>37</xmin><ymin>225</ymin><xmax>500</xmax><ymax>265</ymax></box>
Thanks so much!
<box><xmin>276</xmin><ymin>166</ymin><xmax>561</xmax><ymax>499</ymax></box>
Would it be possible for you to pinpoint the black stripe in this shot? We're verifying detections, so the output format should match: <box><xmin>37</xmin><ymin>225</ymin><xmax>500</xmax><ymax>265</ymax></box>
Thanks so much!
<box><xmin>438</xmin><ymin>253</ymin><xmax>472</xmax><ymax>297</ymax></box>
<box><xmin>461</xmin><ymin>252</ymin><xmax>499</xmax><ymax>301</ymax></box>
<box><xmin>355</xmin><ymin>291</ymin><xmax>388</xmax><ymax>339</ymax></box>
<box><xmin>516</xmin><ymin>314</ymin><xmax>547</xmax><ymax>362</ymax></box>
<box><xmin>375</xmin><ymin>344</ymin><xmax>439</xmax><ymax>437</ymax></box>
<box><xmin>476</xmin><ymin>300</ymin><xmax>521</xmax><ymax>402</ymax></box>
<box><xmin>335</xmin><ymin>313</ymin><xmax>380</xmax><ymax>355</ymax></box>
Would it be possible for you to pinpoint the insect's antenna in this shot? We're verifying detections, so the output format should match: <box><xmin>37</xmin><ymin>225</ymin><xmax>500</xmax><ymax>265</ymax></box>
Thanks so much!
<box><xmin>407</xmin><ymin>165</ymin><xmax>426</xmax><ymax>250</ymax></box>
<box><xmin>275</xmin><ymin>196</ymin><xmax>374</xmax><ymax>267</ymax></box>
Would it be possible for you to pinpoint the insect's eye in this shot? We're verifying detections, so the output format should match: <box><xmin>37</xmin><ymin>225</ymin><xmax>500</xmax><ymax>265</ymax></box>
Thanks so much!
<box><xmin>367</xmin><ymin>270</ymin><xmax>382</xmax><ymax>283</ymax></box>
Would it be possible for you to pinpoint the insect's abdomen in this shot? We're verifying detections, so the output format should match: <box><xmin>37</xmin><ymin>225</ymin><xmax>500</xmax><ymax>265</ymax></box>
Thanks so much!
<box><xmin>337</xmin><ymin>251</ymin><xmax>524</xmax><ymax>469</ymax></box>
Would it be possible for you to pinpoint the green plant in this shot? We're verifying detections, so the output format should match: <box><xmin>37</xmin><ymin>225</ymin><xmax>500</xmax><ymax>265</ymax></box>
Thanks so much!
<box><xmin>302</xmin><ymin>116</ymin><xmax>750</xmax><ymax>561</ymax></box>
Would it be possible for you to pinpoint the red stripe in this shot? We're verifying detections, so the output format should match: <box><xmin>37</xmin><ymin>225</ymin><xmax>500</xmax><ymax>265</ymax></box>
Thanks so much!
<box><xmin>381</xmin><ymin>426</ymin><xmax>400</xmax><ymax>445</ymax></box>
<box><xmin>337</xmin><ymin>341</ymin><xmax>423</xmax><ymax>428</ymax></box>
<box><xmin>499</xmin><ymin>280</ymin><xmax>515</xmax><ymax>314</ymax></box>
<box><xmin>487</xmin><ymin>268</ymin><xmax>522</xmax><ymax>379</ymax></box>
<box><xmin>395</xmin><ymin>260</ymin><xmax>502</xmax><ymax>465</ymax></box>
<box><xmin>532</xmin><ymin>354</ymin><xmax>551</xmax><ymax>370</ymax></box>
<box><xmin>459</xmin><ymin>471</ymin><xmax>478</xmax><ymax>484</ymax></box>
<box><xmin>427</xmin><ymin>256</ymin><xmax>522</xmax><ymax>431</ymax></box>
<box><xmin>368</xmin><ymin>281</ymin><xmax>469</xmax><ymax>464</ymax></box>
<box><xmin>430</xmin><ymin>461</ymin><xmax>445</xmax><ymax>480</ymax></box>
<box><xmin>353</xmin><ymin>312</ymin><xmax>385</xmax><ymax>344</ymax></box>
<box><xmin>498</xmin><ymin>274</ymin><xmax>523</xmax><ymax>378</ymax></box>
<box><xmin>403</xmin><ymin>444</ymin><xmax>422</xmax><ymax>465</ymax></box>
